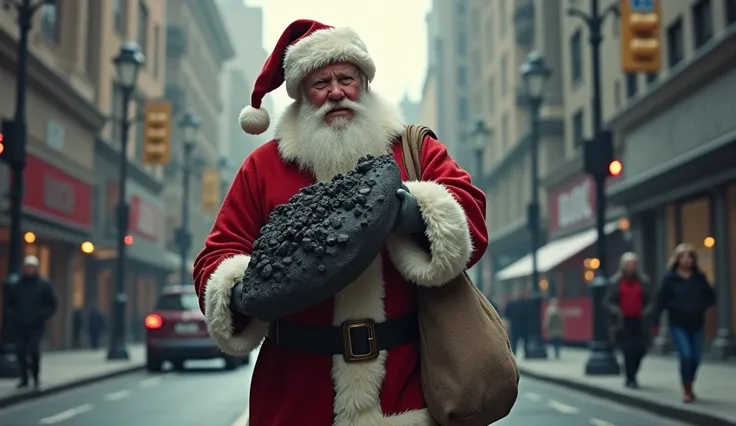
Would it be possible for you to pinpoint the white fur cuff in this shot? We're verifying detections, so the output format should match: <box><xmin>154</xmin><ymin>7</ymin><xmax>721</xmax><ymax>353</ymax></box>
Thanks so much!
<box><xmin>204</xmin><ymin>254</ymin><xmax>268</xmax><ymax>356</ymax></box>
<box><xmin>387</xmin><ymin>181</ymin><xmax>473</xmax><ymax>287</ymax></box>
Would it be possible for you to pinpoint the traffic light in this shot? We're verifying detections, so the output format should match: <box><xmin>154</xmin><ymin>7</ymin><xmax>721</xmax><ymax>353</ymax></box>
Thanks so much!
<box><xmin>0</xmin><ymin>119</ymin><xmax>15</xmax><ymax>165</ymax></box>
<box><xmin>583</xmin><ymin>130</ymin><xmax>622</xmax><ymax>179</ymax></box>
<box><xmin>201</xmin><ymin>168</ymin><xmax>221</xmax><ymax>213</ymax></box>
<box><xmin>142</xmin><ymin>101</ymin><xmax>172</xmax><ymax>165</ymax></box>
<box><xmin>620</xmin><ymin>0</ymin><xmax>661</xmax><ymax>73</ymax></box>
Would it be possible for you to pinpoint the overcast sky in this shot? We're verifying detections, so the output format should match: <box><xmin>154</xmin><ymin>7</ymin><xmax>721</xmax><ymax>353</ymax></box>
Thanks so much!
<box><xmin>247</xmin><ymin>0</ymin><xmax>432</xmax><ymax>115</ymax></box>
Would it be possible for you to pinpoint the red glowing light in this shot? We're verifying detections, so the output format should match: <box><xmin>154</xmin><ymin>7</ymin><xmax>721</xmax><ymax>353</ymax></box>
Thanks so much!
<box><xmin>124</xmin><ymin>235</ymin><xmax>134</xmax><ymax>245</ymax></box>
<box><xmin>608</xmin><ymin>160</ymin><xmax>623</xmax><ymax>177</ymax></box>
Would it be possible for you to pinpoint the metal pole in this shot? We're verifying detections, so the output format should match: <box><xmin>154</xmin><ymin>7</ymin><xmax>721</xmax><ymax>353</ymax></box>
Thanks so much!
<box><xmin>179</xmin><ymin>143</ymin><xmax>193</xmax><ymax>287</ymax></box>
<box><xmin>108</xmin><ymin>88</ymin><xmax>132</xmax><ymax>361</ymax></box>
<box><xmin>524</xmin><ymin>98</ymin><xmax>547</xmax><ymax>359</ymax></box>
<box><xmin>584</xmin><ymin>0</ymin><xmax>620</xmax><ymax>375</ymax></box>
<box><xmin>0</xmin><ymin>0</ymin><xmax>34</xmax><ymax>378</ymax></box>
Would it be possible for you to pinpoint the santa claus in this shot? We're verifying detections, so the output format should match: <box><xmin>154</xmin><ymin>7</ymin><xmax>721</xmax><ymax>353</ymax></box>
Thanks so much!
<box><xmin>193</xmin><ymin>19</ymin><xmax>488</xmax><ymax>426</ymax></box>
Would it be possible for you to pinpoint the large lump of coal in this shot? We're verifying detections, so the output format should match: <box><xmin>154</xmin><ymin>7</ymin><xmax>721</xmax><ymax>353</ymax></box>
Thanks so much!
<box><xmin>241</xmin><ymin>154</ymin><xmax>402</xmax><ymax>321</ymax></box>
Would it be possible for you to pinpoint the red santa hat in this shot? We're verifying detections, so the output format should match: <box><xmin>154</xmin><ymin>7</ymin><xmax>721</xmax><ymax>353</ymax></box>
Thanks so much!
<box><xmin>238</xmin><ymin>19</ymin><xmax>376</xmax><ymax>135</ymax></box>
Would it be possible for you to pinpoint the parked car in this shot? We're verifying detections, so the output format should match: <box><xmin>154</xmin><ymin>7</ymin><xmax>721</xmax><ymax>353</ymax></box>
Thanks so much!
<box><xmin>144</xmin><ymin>286</ymin><xmax>248</xmax><ymax>371</ymax></box>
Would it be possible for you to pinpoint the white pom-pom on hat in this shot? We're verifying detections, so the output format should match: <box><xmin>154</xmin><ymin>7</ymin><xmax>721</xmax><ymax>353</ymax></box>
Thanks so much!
<box><xmin>239</xmin><ymin>105</ymin><xmax>270</xmax><ymax>135</ymax></box>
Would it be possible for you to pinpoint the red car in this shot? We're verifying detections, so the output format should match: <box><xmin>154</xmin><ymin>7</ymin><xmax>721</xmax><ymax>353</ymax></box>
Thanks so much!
<box><xmin>144</xmin><ymin>286</ymin><xmax>247</xmax><ymax>371</ymax></box>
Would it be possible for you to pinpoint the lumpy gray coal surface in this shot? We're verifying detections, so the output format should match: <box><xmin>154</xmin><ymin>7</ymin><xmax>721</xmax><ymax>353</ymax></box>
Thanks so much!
<box><xmin>241</xmin><ymin>154</ymin><xmax>402</xmax><ymax>321</ymax></box>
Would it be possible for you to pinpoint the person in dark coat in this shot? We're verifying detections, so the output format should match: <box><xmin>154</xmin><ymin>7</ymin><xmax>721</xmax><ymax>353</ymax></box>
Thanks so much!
<box><xmin>87</xmin><ymin>307</ymin><xmax>106</xmax><ymax>349</ymax></box>
<box><xmin>504</xmin><ymin>291</ymin><xmax>527</xmax><ymax>356</ymax></box>
<box><xmin>653</xmin><ymin>243</ymin><xmax>716</xmax><ymax>403</ymax></box>
<box><xmin>6</xmin><ymin>255</ymin><xmax>58</xmax><ymax>389</ymax></box>
<box><xmin>603</xmin><ymin>252</ymin><xmax>654</xmax><ymax>389</ymax></box>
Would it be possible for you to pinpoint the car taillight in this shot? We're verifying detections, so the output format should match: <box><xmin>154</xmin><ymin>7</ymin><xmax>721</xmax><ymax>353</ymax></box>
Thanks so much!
<box><xmin>145</xmin><ymin>313</ymin><xmax>163</xmax><ymax>329</ymax></box>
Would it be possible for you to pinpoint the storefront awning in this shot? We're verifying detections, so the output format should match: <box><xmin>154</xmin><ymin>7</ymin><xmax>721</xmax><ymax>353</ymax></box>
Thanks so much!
<box><xmin>495</xmin><ymin>222</ymin><xmax>619</xmax><ymax>281</ymax></box>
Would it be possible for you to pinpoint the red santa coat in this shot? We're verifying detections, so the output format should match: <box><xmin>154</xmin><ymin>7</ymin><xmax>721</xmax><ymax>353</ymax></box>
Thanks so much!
<box><xmin>193</xmin><ymin>134</ymin><xmax>488</xmax><ymax>426</ymax></box>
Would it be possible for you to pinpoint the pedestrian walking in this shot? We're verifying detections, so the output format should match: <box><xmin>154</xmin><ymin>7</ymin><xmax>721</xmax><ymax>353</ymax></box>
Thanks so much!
<box><xmin>543</xmin><ymin>298</ymin><xmax>564</xmax><ymax>359</ymax></box>
<box><xmin>87</xmin><ymin>307</ymin><xmax>106</xmax><ymax>349</ymax></box>
<box><xmin>72</xmin><ymin>309</ymin><xmax>83</xmax><ymax>348</ymax></box>
<box><xmin>5</xmin><ymin>255</ymin><xmax>58</xmax><ymax>389</ymax></box>
<box><xmin>504</xmin><ymin>291</ymin><xmax>527</xmax><ymax>356</ymax></box>
<box><xmin>653</xmin><ymin>243</ymin><xmax>716</xmax><ymax>403</ymax></box>
<box><xmin>603</xmin><ymin>252</ymin><xmax>654</xmax><ymax>389</ymax></box>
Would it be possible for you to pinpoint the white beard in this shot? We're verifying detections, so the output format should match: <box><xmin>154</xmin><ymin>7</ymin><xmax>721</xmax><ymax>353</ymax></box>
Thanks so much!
<box><xmin>274</xmin><ymin>90</ymin><xmax>406</xmax><ymax>182</ymax></box>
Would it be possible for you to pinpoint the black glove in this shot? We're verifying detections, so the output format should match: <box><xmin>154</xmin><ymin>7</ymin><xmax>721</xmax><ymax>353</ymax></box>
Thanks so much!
<box><xmin>229</xmin><ymin>281</ymin><xmax>248</xmax><ymax>316</ymax></box>
<box><xmin>393</xmin><ymin>184</ymin><xmax>425</xmax><ymax>236</ymax></box>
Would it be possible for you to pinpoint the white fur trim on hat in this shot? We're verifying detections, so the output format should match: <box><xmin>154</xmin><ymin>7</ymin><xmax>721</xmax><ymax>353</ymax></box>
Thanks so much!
<box><xmin>283</xmin><ymin>27</ymin><xmax>376</xmax><ymax>99</ymax></box>
<box><xmin>239</xmin><ymin>105</ymin><xmax>270</xmax><ymax>135</ymax></box>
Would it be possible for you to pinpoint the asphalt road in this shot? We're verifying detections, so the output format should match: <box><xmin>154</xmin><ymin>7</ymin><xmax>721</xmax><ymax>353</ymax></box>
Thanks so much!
<box><xmin>0</xmin><ymin>359</ymin><xmax>253</xmax><ymax>426</ymax></box>
<box><xmin>0</xmin><ymin>359</ymin><xmax>695</xmax><ymax>426</ymax></box>
<box><xmin>499</xmin><ymin>376</ymin><xmax>693</xmax><ymax>426</ymax></box>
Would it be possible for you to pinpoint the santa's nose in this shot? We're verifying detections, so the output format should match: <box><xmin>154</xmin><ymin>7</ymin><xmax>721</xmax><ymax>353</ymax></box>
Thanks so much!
<box><xmin>327</xmin><ymin>88</ymin><xmax>345</xmax><ymax>101</ymax></box>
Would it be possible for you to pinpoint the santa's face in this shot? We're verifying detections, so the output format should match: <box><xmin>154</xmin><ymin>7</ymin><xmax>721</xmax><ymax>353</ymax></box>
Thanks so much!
<box><xmin>302</xmin><ymin>62</ymin><xmax>362</xmax><ymax>126</ymax></box>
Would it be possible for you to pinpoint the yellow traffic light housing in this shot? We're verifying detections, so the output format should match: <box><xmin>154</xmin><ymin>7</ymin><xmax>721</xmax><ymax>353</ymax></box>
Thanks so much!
<box><xmin>201</xmin><ymin>168</ymin><xmax>221</xmax><ymax>213</ymax></box>
<box><xmin>142</xmin><ymin>101</ymin><xmax>172</xmax><ymax>165</ymax></box>
<box><xmin>620</xmin><ymin>0</ymin><xmax>661</xmax><ymax>73</ymax></box>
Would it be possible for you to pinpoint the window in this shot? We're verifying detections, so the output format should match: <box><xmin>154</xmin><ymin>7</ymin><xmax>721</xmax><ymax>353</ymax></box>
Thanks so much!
<box><xmin>614</xmin><ymin>80</ymin><xmax>621</xmax><ymax>109</ymax></box>
<box><xmin>728</xmin><ymin>0</ymin><xmax>736</xmax><ymax>25</ymax></box>
<box><xmin>471</xmin><ymin>52</ymin><xmax>481</xmax><ymax>78</ymax></box>
<box><xmin>570</xmin><ymin>30</ymin><xmax>583</xmax><ymax>84</ymax></box>
<box><xmin>692</xmin><ymin>0</ymin><xmax>713</xmax><ymax>49</ymax></box>
<box><xmin>152</xmin><ymin>25</ymin><xmax>160</xmax><ymax>79</ymax></box>
<box><xmin>501</xmin><ymin>113</ymin><xmax>509</xmax><ymax>151</ymax></box>
<box><xmin>40</xmin><ymin>3</ymin><xmax>61</xmax><ymax>43</ymax></box>
<box><xmin>500</xmin><ymin>54</ymin><xmax>508</xmax><ymax>97</ymax></box>
<box><xmin>455</xmin><ymin>0</ymin><xmax>466</xmax><ymax>15</ymax></box>
<box><xmin>667</xmin><ymin>18</ymin><xmax>684</xmax><ymax>68</ymax></box>
<box><xmin>625</xmin><ymin>73</ymin><xmax>638</xmax><ymax>99</ymax></box>
<box><xmin>138</xmin><ymin>1</ymin><xmax>149</xmax><ymax>56</ymax></box>
<box><xmin>499</xmin><ymin>0</ymin><xmax>506</xmax><ymax>35</ymax></box>
<box><xmin>572</xmin><ymin>109</ymin><xmax>584</xmax><ymax>148</ymax></box>
<box><xmin>646</xmin><ymin>72</ymin><xmax>658</xmax><ymax>85</ymax></box>
<box><xmin>487</xmin><ymin>78</ymin><xmax>495</xmax><ymax>114</ymax></box>
<box><xmin>484</xmin><ymin>17</ymin><xmax>494</xmax><ymax>59</ymax></box>
<box><xmin>457</xmin><ymin>33</ymin><xmax>467</xmax><ymax>55</ymax></box>
<box><xmin>458</xmin><ymin>98</ymin><xmax>468</xmax><ymax>121</ymax></box>
<box><xmin>457</xmin><ymin>67</ymin><xmax>467</xmax><ymax>87</ymax></box>
<box><xmin>156</xmin><ymin>293</ymin><xmax>200</xmax><ymax>311</ymax></box>
<box><xmin>114</xmin><ymin>0</ymin><xmax>125</xmax><ymax>34</ymax></box>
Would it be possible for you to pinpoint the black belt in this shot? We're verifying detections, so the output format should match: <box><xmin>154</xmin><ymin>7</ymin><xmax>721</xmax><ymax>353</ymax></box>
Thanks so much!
<box><xmin>267</xmin><ymin>313</ymin><xmax>418</xmax><ymax>363</ymax></box>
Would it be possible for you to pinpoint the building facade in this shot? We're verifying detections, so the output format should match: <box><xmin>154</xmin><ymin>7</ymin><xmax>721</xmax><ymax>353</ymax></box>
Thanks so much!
<box><xmin>0</xmin><ymin>1</ymin><xmax>106</xmax><ymax>349</ymax></box>
<box><xmin>464</xmin><ymin>0</ymin><xmax>565</xmax><ymax>293</ymax></box>
<box><xmin>163</xmin><ymin>0</ymin><xmax>235</xmax><ymax>285</ymax></box>
<box><xmin>85</xmin><ymin>0</ymin><xmax>170</xmax><ymax>345</ymax></box>
<box><xmin>608</xmin><ymin>0</ymin><xmax>736</xmax><ymax>357</ymax></box>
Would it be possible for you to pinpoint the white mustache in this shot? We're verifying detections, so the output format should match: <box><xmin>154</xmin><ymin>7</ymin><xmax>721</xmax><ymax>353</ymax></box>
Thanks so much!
<box><xmin>314</xmin><ymin>99</ymin><xmax>365</xmax><ymax>119</ymax></box>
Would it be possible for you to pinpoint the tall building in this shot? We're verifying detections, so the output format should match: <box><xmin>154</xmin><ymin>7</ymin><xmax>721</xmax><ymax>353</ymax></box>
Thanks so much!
<box><xmin>462</xmin><ymin>0</ymin><xmax>565</xmax><ymax>295</ymax></box>
<box><xmin>491</xmin><ymin>0</ymin><xmax>736</xmax><ymax>355</ymax></box>
<box><xmin>400</xmin><ymin>94</ymin><xmax>421</xmax><ymax>125</ymax></box>
<box><xmin>0</xmin><ymin>0</ymin><xmax>172</xmax><ymax>348</ymax></box>
<box><xmin>217</xmin><ymin>0</ymin><xmax>273</xmax><ymax>169</ymax></box>
<box><xmin>163</xmin><ymin>0</ymin><xmax>235</xmax><ymax>282</ymax></box>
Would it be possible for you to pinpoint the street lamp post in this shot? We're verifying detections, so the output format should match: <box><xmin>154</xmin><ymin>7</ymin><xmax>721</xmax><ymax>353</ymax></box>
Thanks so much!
<box><xmin>568</xmin><ymin>0</ymin><xmax>621</xmax><ymax>376</ymax></box>
<box><xmin>176</xmin><ymin>110</ymin><xmax>200</xmax><ymax>287</ymax></box>
<box><xmin>108</xmin><ymin>42</ymin><xmax>145</xmax><ymax>361</ymax></box>
<box><xmin>469</xmin><ymin>119</ymin><xmax>491</xmax><ymax>290</ymax></box>
<box><xmin>520</xmin><ymin>51</ymin><xmax>551</xmax><ymax>360</ymax></box>
<box><xmin>0</xmin><ymin>0</ymin><xmax>57</xmax><ymax>378</ymax></box>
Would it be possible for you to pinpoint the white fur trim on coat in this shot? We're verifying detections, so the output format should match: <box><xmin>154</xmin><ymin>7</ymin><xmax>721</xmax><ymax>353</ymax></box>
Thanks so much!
<box><xmin>203</xmin><ymin>254</ymin><xmax>268</xmax><ymax>356</ymax></box>
<box><xmin>239</xmin><ymin>105</ymin><xmax>270</xmax><ymax>135</ymax></box>
<box><xmin>387</xmin><ymin>181</ymin><xmax>473</xmax><ymax>287</ymax></box>
<box><xmin>331</xmin><ymin>256</ymin><xmax>436</xmax><ymax>426</ymax></box>
<box><xmin>284</xmin><ymin>27</ymin><xmax>376</xmax><ymax>99</ymax></box>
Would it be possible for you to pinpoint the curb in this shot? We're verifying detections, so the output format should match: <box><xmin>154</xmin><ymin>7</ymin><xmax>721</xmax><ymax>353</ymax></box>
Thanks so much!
<box><xmin>519</xmin><ymin>367</ymin><xmax>736</xmax><ymax>426</ymax></box>
<box><xmin>0</xmin><ymin>364</ymin><xmax>144</xmax><ymax>410</ymax></box>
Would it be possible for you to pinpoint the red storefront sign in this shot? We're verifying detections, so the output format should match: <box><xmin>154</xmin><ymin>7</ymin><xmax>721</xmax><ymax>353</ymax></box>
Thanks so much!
<box><xmin>129</xmin><ymin>195</ymin><xmax>160</xmax><ymax>241</ymax></box>
<box><xmin>541</xmin><ymin>297</ymin><xmax>592</xmax><ymax>342</ymax></box>
<box><xmin>23</xmin><ymin>155</ymin><xmax>93</xmax><ymax>230</ymax></box>
<box><xmin>548</xmin><ymin>174</ymin><xmax>595</xmax><ymax>235</ymax></box>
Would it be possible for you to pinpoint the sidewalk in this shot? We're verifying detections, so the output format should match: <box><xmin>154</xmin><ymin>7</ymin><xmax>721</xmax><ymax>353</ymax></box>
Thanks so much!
<box><xmin>0</xmin><ymin>344</ymin><xmax>145</xmax><ymax>408</ymax></box>
<box><xmin>517</xmin><ymin>348</ymin><xmax>736</xmax><ymax>426</ymax></box>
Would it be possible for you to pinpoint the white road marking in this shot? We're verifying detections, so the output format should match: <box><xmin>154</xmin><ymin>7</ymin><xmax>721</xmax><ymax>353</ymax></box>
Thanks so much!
<box><xmin>231</xmin><ymin>408</ymin><xmax>249</xmax><ymax>426</ymax></box>
<box><xmin>524</xmin><ymin>392</ymin><xmax>541</xmax><ymax>401</ymax></box>
<box><xmin>104</xmin><ymin>390</ymin><xmax>131</xmax><ymax>401</ymax></box>
<box><xmin>590</xmin><ymin>418</ymin><xmax>616</xmax><ymax>426</ymax></box>
<box><xmin>38</xmin><ymin>404</ymin><xmax>93</xmax><ymax>424</ymax></box>
<box><xmin>547</xmin><ymin>399</ymin><xmax>580</xmax><ymax>414</ymax></box>
<box><xmin>138</xmin><ymin>376</ymin><xmax>161</xmax><ymax>388</ymax></box>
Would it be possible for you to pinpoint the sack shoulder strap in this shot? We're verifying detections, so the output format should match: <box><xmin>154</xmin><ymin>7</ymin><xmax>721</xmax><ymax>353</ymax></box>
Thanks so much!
<box><xmin>401</xmin><ymin>125</ymin><xmax>437</xmax><ymax>181</ymax></box>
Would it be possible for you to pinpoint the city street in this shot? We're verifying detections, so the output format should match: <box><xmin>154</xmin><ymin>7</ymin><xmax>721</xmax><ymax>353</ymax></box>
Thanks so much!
<box><xmin>498</xmin><ymin>377</ymin><xmax>692</xmax><ymax>426</ymax></box>
<box><xmin>0</xmin><ymin>360</ymin><xmax>252</xmax><ymax>426</ymax></box>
